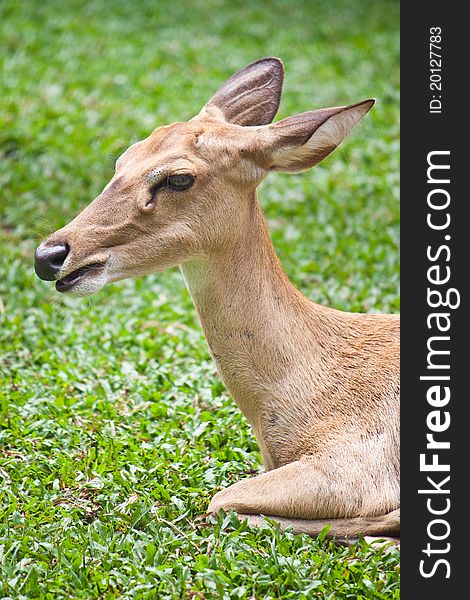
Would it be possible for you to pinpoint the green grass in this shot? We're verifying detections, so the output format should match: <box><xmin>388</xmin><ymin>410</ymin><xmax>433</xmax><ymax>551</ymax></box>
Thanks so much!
<box><xmin>0</xmin><ymin>0</ymin><xmax>400</xmax><ymax>598</ymax></box>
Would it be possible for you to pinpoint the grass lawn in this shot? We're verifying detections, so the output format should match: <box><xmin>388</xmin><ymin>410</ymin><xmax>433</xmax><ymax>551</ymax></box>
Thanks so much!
<box><xmin>0</xmin><ymin>0</ymin><xmax>400</xmax><ymax>598</ymax></box>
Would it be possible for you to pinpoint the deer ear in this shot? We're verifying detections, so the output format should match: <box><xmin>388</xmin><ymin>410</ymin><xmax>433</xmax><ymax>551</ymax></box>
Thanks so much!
<box><xmin>198</xmin><ymin>57</ymin><xmax>284</xmax><ymax>126</ymax></box>
<box><xmin>266</xmin><ymin>99</ymin><xmax>375</xmax><ymax>172</ymax></box>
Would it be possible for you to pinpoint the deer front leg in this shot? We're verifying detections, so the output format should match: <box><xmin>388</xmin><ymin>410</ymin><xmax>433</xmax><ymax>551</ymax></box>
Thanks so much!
<box><xmin>207</xmin><ymin>459</ymin><xmax>400</xmax><ymax>542</ymax></box>
<box><xmin>208</xmin><ymin>459</ymin><xmax>356</xmax><ymax>519</ymax></box>
<box><xmin>208</xmin><ymin>458</ymin><xmax>396</xmax><ymax>521</ymax></box>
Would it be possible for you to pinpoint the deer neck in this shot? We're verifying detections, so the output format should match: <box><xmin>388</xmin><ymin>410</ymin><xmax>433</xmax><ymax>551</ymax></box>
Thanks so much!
<box><xmin>179</xmin><ymin>195</ymin><xmax>317</xmax><ymax>432</ymax></box>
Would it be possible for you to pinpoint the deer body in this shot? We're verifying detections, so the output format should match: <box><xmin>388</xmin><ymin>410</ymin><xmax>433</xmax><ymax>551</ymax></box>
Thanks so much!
<box><xmin>35</xmin><ymin>58</ymin><xmax>400</xmax><ymax>542</ymax></box>
<box><xmin>181</xmin><ymin>197</ymin><xmax>399</xmax><ymax>525</ymax></box>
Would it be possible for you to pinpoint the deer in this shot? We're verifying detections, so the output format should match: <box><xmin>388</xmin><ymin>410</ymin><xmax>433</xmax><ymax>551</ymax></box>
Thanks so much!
<box><xmin>34</xmin><ymin>58</ymin><xmax>400</xmax><ymax>545</ymax></box>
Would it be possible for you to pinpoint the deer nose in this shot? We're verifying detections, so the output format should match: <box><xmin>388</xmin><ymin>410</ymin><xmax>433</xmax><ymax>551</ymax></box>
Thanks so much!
<box><xmin>34</xmin><ymin>242</ymin><xmax>70</xmax><ymax>280</ymax></box>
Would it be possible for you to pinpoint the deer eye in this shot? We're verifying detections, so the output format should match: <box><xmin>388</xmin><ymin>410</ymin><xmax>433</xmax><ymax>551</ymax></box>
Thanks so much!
<box><xmin>146</xmin><ymin>173</ymin><xmax>195</xmax><ymax>208</ymax></box>
<box><xmin>167</xmin><ymin>174</ymin><xmax>195</xmax><ymax>190</ymax></box>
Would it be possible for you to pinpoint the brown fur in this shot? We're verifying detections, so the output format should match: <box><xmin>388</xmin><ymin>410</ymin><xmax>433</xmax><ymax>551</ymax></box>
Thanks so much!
<box><xmin>35</xmin><ymin>58</ymin><xmax>399</xmax><ymax>543</ymax></box>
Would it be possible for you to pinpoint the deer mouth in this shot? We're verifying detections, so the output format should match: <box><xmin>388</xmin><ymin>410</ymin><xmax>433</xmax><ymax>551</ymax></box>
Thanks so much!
<box><xmin>56</xmin><ymin>262</ymin><xmax>106</xmax><ymax>292</ymax></box>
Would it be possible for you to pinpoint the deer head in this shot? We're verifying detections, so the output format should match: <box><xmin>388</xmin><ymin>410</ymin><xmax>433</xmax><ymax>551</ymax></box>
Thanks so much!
<box><xmin>34</xmin><ymin>57</ymin><xmax>374</xmax><ymax>296</ymax></box>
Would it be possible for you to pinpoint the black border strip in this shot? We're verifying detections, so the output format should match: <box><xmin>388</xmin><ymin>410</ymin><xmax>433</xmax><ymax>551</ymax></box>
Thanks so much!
<box><xmin>401</xmin><ymin>3</ymin><xmax>466</xmax><ymax>596</ymax></box>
